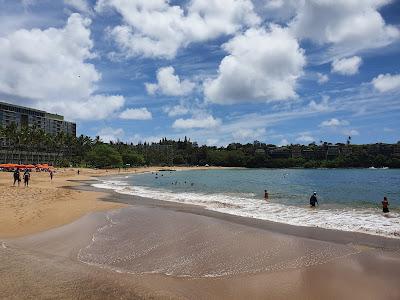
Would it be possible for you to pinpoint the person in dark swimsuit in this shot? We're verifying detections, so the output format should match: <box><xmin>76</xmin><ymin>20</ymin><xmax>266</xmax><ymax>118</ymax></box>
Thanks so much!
<box><xmin>310</xmin><ymin>192</ymin><xmax>318</xmax><ymax>207</ymax></box>
<box><xmin>23</xmin><ymin>169</ymin><xmax>30</xmax><ymax>187</ymax></box>
<box><xmin>13</xmin><ymin>169</ymin><xmax>21</xmax><ymax>186</ymax></box>
<box><xmin>382</xmin><ymin>197</ymin><xmax>389</xmax><ymax>213</ymax></box>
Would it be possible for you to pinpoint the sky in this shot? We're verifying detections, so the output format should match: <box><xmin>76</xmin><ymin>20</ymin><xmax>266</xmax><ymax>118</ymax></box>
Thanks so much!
<box><xmin>0</xmin><ymin>0</ymin><xmax>399</xmax><ymax>146</ymax></box>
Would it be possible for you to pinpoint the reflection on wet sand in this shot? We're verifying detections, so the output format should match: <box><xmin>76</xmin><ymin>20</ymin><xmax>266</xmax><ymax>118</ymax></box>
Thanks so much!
<box><xmin>78</xmin><ymin>207</ymin><xmax>360</xmax><ymax>278</ymax></box>
<box><xmin>3</xmin><ymin>205</ymin><xmax>400</xmax><ymax>299</ymax></box>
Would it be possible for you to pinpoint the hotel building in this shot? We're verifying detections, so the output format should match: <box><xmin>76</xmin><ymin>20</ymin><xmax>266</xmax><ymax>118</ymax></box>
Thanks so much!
<box><xmin>0</xmin><ymin>101</ymin><xmax>76</xmax><ymax>136</ymax></box>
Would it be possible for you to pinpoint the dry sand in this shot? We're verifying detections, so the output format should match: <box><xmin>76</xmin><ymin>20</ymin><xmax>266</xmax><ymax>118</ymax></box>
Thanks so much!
<box><xmin>0</xmin><ymin>166</ymin><xmax>221</xmax><ymax>238</ymax></box>
<box><xmin>1</xmin><ymin>167</ymin><xmax>400</xmax><ymax>299</ymax></box>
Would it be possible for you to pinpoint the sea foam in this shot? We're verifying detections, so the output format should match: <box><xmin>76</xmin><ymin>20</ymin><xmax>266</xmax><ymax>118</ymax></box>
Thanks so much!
<box><xmin>93</xmin><ymin>179</ymin><xmax>400</xmax><ymax>239</ymax></box>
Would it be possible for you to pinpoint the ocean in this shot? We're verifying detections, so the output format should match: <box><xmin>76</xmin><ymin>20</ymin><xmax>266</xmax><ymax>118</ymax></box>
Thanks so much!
<box><xmin>93</xmin><ymin>168</ymin><xmax>400</xmax><ymax>239</ymax></box>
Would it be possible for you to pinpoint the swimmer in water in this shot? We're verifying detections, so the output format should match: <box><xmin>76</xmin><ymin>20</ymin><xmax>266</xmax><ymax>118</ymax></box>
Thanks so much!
<box><xmin>382</xmin><ymin>196</ymin><xmax>389</xmax><ymax>213</ymax></box>
<box><xmin>310</xmin><ymin>192</ymin><xmax>318</xmax><ymax>207</ymax></box>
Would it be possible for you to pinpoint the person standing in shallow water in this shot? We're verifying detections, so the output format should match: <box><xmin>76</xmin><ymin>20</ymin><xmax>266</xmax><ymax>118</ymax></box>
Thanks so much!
<box><xmin>264</xmin><ymin>190</ymin><xmax>269</xmax><ymax>200</ymax></box>
<box><xmin>310</xmin><ymin>192</ymin><xmax>318</xmax><ymax>207</ymax></box>
<box><xmin>382</xmin><ymin>197</ymin><xmax>389</xmax><ymax>213</ymax></box>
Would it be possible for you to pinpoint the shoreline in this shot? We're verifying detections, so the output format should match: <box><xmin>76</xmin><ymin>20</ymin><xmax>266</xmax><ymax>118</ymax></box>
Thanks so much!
<box><xmin>2</xmin><ymin>169</ymin><xmax>400</xmax><ymax>299</ymax></box>
<box><xmin>74</xmin><ymin>177</ymin><xmax>400</xmax><ymax>249</ymax></box>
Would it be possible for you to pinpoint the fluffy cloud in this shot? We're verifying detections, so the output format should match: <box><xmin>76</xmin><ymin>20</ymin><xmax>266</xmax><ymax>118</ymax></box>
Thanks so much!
<box><xmin>232</xmin><ymin>128</ymin><xmax>266</xmax><ymax>142</ymax></box>
<box><xmin>343</xmin><ymin>129</ymin><xmax>360</xmax><ymax>136</ymax></box>
<box><xmin>172</xmin><ymin>115</ymin><xmax>221</xmax><ymax>129</ymax></box>
<box><xmin>163</xmin><ymin>104</ymin><xmax>190</xmax><ymax>117</ymax></box>
<box><xmin>278</xmin><ymin>138</ymin><xmax>290</xmax><ymax>146</ymax></box>
<box><xmin>371</xmin><ymin>73</ymin><xmax>400</xmax><ymax>92</ymax></box>
<box><xmin>331</xmin><ymin>56</ymin><xmax>362</xmax><ymax>75</ymax></box>
<box><xmin>145</xmin><ymin>67</ymin><xmax>195</xmax><ymax>96</ymax></box>
<box><xmin>317</xmin><ymin>72</ymin><xmax>329</xmax><ymax>84</ymax></box>
<box><xmin>295</xmin><ymin>134</ymin><xmax>315</xmax><ymax>143</ymax></box>
<box><xmin>320</xmin><ymin>118</ymin><xmax>349</xmax><ymax>127</ymax></box>
<box><xmin>263</xmin><ymin>0</ymin><xmax>299</xmax><ymax>21</ymax></box>
<box><xmin>96</xmin><ymin>0</ymin><xmax>260</xmax><ymax>59</ymax></box>
<box><xmin>119</xmin><ymin>108</ymin><xmax>152</xmax><ymax>120</ymax></box>
<box><xmin>98</xmin><ymin>127</ymin><xmax>125</xmax><ymax>143</ymax></box>
<box><xmin>204</xmin><ymin>25</ymin><xmax>306</xmax><ymax>104</ymax></box>
<box><xmin>308</xmin><ymin>96</ymin><xmax>330</xmax><ymax>112</ymax></box>
<box><xmin>0</xmin><ymin>13</ymin><xmax>125</xmax><ymax>120</ymax></box>
<box><xmin>290</xmin><ymin>0</ymin><xmax>399</xmax><ymax>55</ymax></box>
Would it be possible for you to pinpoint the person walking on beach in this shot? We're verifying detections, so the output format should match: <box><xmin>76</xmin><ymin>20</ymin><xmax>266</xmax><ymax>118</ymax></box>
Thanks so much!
<box><xmin>49</xmin><ymin>170</ymin><xmax>53</xmax><ymax>181</ymax></box>
<box><xmin>310</xmin><ymin>192</ymin><xmax>318</xmax><ymax>207</ymax></box>
<box><xmin>77</xmin><ymin>169</ymin><xmax>80</xmax><ymax>175</ymax></box>
<box><xmin>382</xmin><ymin>197</ymin><xmax>389</xmax><ymax>213</ymax></box>
<box><xmin>13</xmin><ymin>169</ymin><xmax>21</xmax><ymax>186</ymax></box>
<box><xmin>23</xmin><ymin>169</ymin><xmax>30</xmax><ymax>187</ymax></box>
<box><xmin>264</xmin><ymin>190</ymin><xmax>269</xmax><ymax>200</ymax></box>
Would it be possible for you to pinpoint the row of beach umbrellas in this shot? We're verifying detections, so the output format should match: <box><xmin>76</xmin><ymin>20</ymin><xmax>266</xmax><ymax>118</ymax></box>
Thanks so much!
<box><xmin>0</xmin><ymin>163</ymin><xmax>52</xmax><ymax>170</ymax></box>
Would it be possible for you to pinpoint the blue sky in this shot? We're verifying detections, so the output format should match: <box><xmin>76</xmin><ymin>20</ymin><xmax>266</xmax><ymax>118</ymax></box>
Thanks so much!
<box><xmin>0</xmin><ymin>0</ymin><xmax>399</xmax><ymax>146</ymax></box>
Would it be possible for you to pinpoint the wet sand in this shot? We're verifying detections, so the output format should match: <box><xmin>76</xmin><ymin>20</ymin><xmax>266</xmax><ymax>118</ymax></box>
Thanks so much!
<box><xmin>1</xmin><ymin>176</ymin><xmax>400</xmax><ymax>299</ymax></box>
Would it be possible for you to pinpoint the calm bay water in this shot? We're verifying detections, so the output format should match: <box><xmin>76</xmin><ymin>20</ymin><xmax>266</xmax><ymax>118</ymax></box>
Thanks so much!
<box><xmin>93</xmin><ymin>169</ymin><xmax>400</xmax><ymax>238</ymax></box>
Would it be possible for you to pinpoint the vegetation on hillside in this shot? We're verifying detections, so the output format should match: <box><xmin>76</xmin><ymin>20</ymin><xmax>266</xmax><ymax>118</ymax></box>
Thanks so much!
<box><xmin>1</xmin><ymin>125</ymin><xmax>400</xmax><ymax>168</ymax></box>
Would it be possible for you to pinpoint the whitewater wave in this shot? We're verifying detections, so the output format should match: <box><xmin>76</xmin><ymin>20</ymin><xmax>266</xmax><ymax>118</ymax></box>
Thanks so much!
<box><xmin>93</xmin><ymin>180</ymin><xmax>400</xmax><ymax>239</ymax></box>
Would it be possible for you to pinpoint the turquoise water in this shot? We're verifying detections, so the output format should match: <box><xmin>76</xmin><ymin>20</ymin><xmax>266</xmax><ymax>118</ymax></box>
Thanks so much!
<box><xmin>94</xmin><ymin>169</ymin><xmax>400</xmax><ymax>238</ymax></box>
<box><xmin>127</xmin><ymin>169</ymin><xmax>400</xmax><ymax>208</ymax></box>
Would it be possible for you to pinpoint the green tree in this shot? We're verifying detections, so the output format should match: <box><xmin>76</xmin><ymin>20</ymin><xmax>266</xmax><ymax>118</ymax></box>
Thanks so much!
<box><xmin>85</xmin><ymin>144</ymin><xmax>123</xmax><ymax>168</ymax></box>
<box><xmin>121</xmin><ymin>149</ymin><xmax>145</xmax><ymax>166</ymax></box>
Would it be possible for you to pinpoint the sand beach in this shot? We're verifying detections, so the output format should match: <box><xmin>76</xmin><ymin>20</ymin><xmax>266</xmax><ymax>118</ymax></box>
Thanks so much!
<box><xmin>1</xmin><ymin>167</ymin><xmax>400</xmax><ymax>299</ymax></box>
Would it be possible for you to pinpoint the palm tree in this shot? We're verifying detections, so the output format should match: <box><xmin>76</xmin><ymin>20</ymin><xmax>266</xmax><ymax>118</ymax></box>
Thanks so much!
<box><xmin>4</xmin><ymin>123</ymin><xmax>18</xmax><ymax>163</ymax></box>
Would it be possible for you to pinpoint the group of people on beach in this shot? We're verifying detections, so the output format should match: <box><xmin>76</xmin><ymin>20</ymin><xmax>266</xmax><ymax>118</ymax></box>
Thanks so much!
<box><xmin>12</xmin><ymin>169</ymin><xmax>31</xmax><ymax>187</ymax></box>
<box><xmin>12</xmin><ymin>169</ymin><xmax>55</xmax><ymax>187</ymax></box>
<box><xmin>264</xmin><ymin>189</ymin><xmax>390</xmax><ymax>213</ymax></box>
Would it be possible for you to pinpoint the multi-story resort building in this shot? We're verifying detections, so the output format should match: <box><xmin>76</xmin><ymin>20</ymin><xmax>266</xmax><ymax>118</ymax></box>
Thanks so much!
<box><xmin>0</xmin><ymin>101</ymin><xmax>76</xmax><ymax>164</ymax></box>
<box><xmin>0</xmin><ymin>101</ymin><xmax>76</xmax><ymax>136</ymax></box>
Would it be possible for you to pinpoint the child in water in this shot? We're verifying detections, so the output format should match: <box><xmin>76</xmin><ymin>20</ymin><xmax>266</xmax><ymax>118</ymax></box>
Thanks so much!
<box><xmin>382</xmin><ymin>197</ymin><xmax>389</xmax><ymax>213</ymax></box>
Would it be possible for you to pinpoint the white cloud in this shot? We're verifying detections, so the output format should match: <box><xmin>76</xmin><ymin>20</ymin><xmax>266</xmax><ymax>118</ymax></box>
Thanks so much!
<box><xmin>331</xmin><ymin>56</ymin><xmax>362</xmax><ymax>75</ymax></box>
<box><xmin>96</xmin><ymin>0</ymin><xmax>260</xmax><ymax>59</ymax></box>
<box><xmin>163</xmin><ymin>104</ymin><xmax>190</xmax><ymax>117</ymax></box>
<box><xmin>290</xmin><ymin>0</ymin><xmax>399</xmax><ymax>56</ymax></box>
<box><xmin>0</xmin><ymin>13</ymin><xmax>125</xmax><ymax>120</ymax></box>
<box><xmin>64</xmin><ymin>0</ymin><xmax>92</xmax><ymax>14</ymax></box>
<box><xmin>98</xmin><ymin>127</ymin><xmax>125</xmax><ymax>143</ymax></box>
<box><xmin>172</xmin><ymin>115</ymin><xmax>221</xmax><ymax>129</ymax></box>
<box><xmin>232</xmin><ymin>128</ymin><xmax>266</xmax><ymax>142</ymax></box>
<box><xmin>296</xmin><ymin>134</ymin><xmax>315</xmax><ymax>143</ymax></box>
<box><xmin>263</xmin><ymin>0</ymin><xmax>299</xmax><ymax>21</ymax></box>
<box><xmin>119</xmin><ymin>108</ymin><xmax>152</xmax><ymax>120</ymax></box>
<box><xmin>50</xmin><ymin>95</ymin><xmax>125</xmax><ymax>121</ymax></box>
<box><xmin>317</xmin><ymin>72</ymin><xmax>329</xmax><ymax>84</ymax></box>
<box><xmin>278</xmin><ymin>138</ymin><xmax>290</xmax><ymax>146</ymax></box>
<box><xmin>206</xmin><ymin>138</ymin><xmax>219</xmax><ymax>146</ymax></box>
<box><xmin>127</xmin><ymin>134</ymin><xmax>163</xmax><ymax>145</ymax></box>
<box><xmin>145</xmin><ymin>67</ymin><xmax>195</xmax><ymax>96</ymax></box>
<box><xmin>308</xmin><ymin>96</ymin><xmax>330</xmax><ymax>112</ymax></box>
<box><xmin>204</xmin><ymin>25</ymin><xmax>305</xmax><ymax>104</ymax></box>
<box><xmin>371</xmin><ymin>73</ymin><xmax>400</xmax><ymax>92</ymax></box>
<box><xmin>320</xmin><ymin>118</ymin><xmax>349</xmax><ymax>127</ymax></box>
<box><xmin>343</xmin><ymin>129</ymin><xmax>360</xmax><ymax>136</ymax></box>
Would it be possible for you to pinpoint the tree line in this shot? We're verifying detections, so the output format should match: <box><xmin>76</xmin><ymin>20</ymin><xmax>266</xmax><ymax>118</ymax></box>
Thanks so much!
<box><xmin>1</xmin><ymin>125</ymin><xmax>399</xmax><ymax>168</ymax></box>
